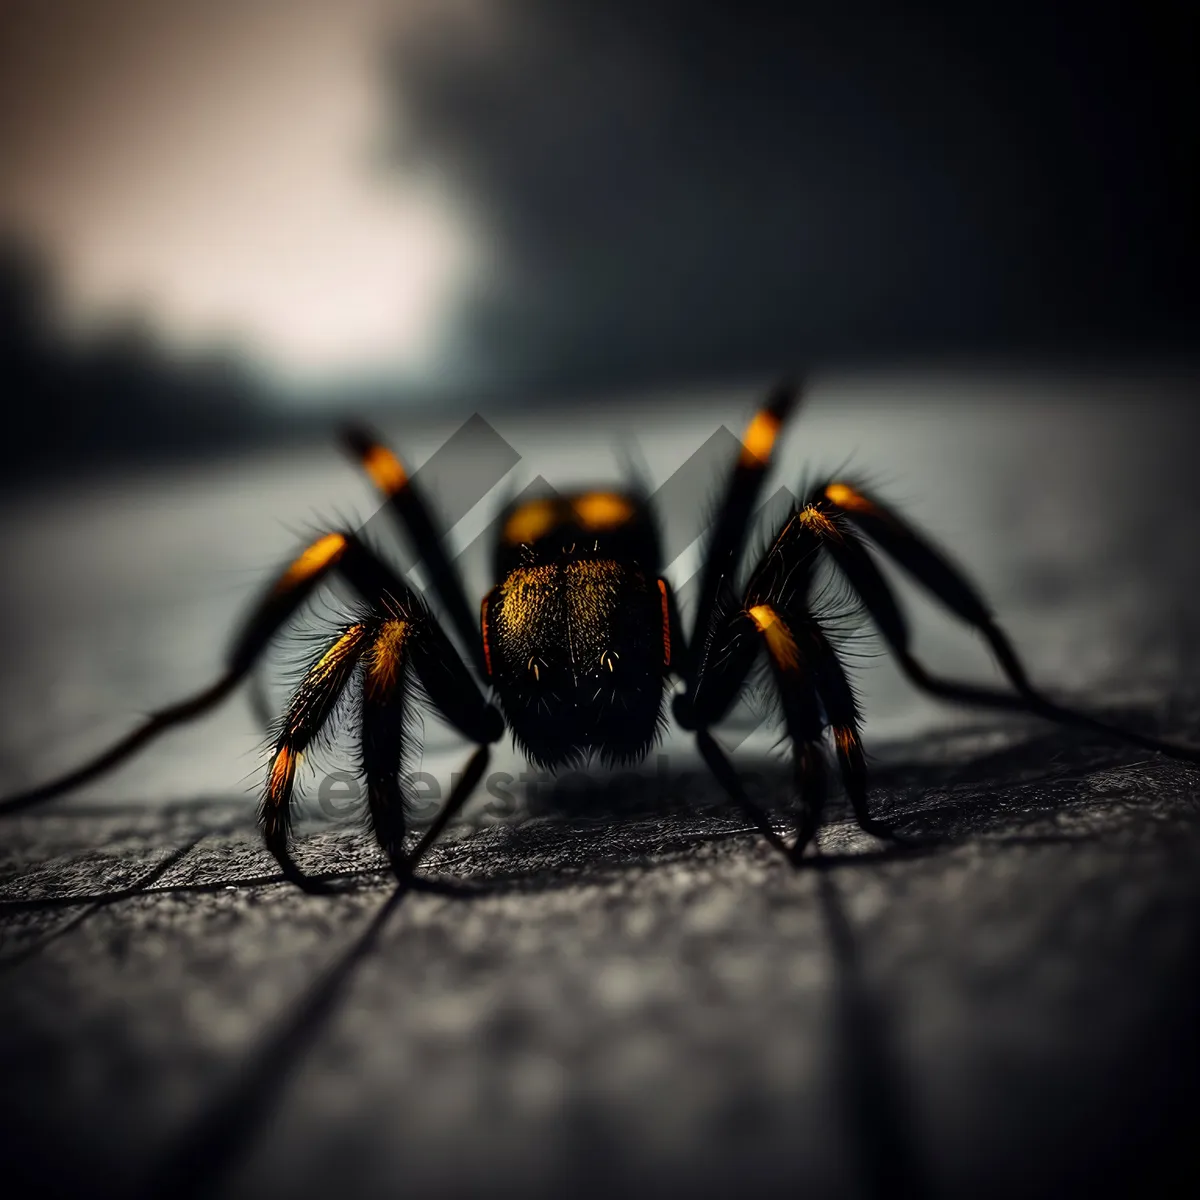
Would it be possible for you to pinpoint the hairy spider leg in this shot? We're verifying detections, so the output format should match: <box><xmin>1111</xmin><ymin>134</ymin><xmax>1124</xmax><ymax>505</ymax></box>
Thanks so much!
<box><xmin>244</xmin><ymin>427</ymin><xmax>489</xmax><ymax>734</ymax></box>
<box><xmin>808</xmin><ymin>481</ymin><xmax>1200</xmax><ymax>765</ymax></box>
<box><xmin>676</xmin><ymin>381</ymin><xmax>1197</xmax><ymax>861</ymax></box>
<box><xmin>338</xmin><ymin>428</ymin><xmax>542</xmax><ymax>881</ymax></box>
<box><xmin>685</xmin><ymin>499</ymin><xmax>890</xmax><ymax>860</ymax></box>
<box><xmin>745</xmin><ymin>606</ymin><xmax>835</xmax><ymax>858</ymax></box>
<box><xmin>0</xmin><ymin>528</ymin><xmax>357</xmax><ymax>817</ymax></box>
<box><xmin>247</xmin><ymin>421</ymin><xmax>492</xmax><ymax>754</ymax></box>
<box><xmin>255</xmin><ymin>534</ymin><xmax>502</xmax><ymax>890</ymax></box>
<box><xmin>683</xmin><ymin>379</ymin><xmax>801</xmax><ymax>690</ymax></box>
<box><xmin>673</xmin><ymin>382</ymin><xmax>851</xmax><ymax>858</ymax></box>
<box><xmin>737</xmin><ymin>503</ymin><xmax>902</xmax><ymax>847</ymax></box>
<box><xmin>357</xmin><ymin>617</ymin><xmax>413</xmax><ymax>875</ymax></box>
<box><xmin>342</xmin><ymin>425</ymin><xmax>489</xmax><ymax>681</ymax></box>
<box><xmin>0</xmin><ymin>530</ymin><xmax>504</xmax><ymax>892</ymax></box>
<box><xmin>267</xmin><ymin>610</ymin><xmax>499</xmax><ymax>893</ymax></box>
<box><xmin>261</xmin><ymin>619</ymin><xmax>374</xmax><ymax>892</ymax></box>
<box><xmin>671</xmin><ymin>383</ymin><xmax>805</xmax><ymax>736</ymax></box>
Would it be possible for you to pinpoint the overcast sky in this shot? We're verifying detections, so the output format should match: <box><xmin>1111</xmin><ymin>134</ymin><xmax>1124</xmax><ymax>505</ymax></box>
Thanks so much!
<box><xmin>1</xmin><ymin>1</ymin><xmax>1196</xmax><ymax>397</ymax></box>
<box><xmin>0</xmin><ymin>0</ymin><xmax>485</xmax><ymax>381</ymax></box>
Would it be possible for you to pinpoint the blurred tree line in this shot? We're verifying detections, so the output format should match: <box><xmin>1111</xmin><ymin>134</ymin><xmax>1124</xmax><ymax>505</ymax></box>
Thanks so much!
<box><xmin>0</xmin><ymin>236</ymin><xmax>272</xmax><ymax>489</ymax></box>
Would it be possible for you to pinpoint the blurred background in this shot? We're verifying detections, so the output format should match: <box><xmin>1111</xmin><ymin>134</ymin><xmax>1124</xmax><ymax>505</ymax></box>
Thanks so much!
<box><xmin>3</xmin><ymin>8</ymin><xmax>1200</xmax><ymax>1200</ymax></box>
<box><xmin>2</xmin><ymin>0</ymin><xmax>1197</xmax><ymax>468</ymax></box>
<box><xmin>0</xmin><ymin>0</ymin><xmax>1198</xmax><ymax>793</ymax></box>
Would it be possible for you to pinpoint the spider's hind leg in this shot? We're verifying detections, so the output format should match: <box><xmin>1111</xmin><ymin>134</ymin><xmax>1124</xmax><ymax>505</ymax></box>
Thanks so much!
<box><xmin>813</xmin><ymin>481</ymin><xmax>1200</xmax><ymax>764</ymax></box>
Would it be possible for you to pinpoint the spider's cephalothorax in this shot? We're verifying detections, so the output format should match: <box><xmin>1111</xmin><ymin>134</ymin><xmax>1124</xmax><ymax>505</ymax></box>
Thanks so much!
<box><xmin>484</xmin><ymin>492</ymin><xmax>672</xmax><ymax>769</ymax></box>
<box><xmin>3</xmin><ymin>379</ymin><xmax>1198</xmax><ymax>892</ymax></box>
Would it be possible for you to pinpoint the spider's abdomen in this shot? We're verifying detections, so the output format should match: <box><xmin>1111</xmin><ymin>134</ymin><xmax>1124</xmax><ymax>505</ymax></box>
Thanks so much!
<box><xmin>483</xmin><ymin>492</ymin><xmax>671</xmax><ymax>768</ymax></box>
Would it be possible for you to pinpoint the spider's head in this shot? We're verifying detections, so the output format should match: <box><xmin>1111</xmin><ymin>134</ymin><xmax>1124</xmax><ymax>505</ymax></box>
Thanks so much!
<box><xmin>482</xmin><ymin>491</ymin><xmax>671</xmax><ymax>769</ymax></box>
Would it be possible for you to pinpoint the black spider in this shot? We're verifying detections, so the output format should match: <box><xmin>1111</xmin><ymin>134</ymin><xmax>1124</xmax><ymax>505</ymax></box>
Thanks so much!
<box><xmin>3</xmin><ymin>380</ymin><xmax>1197</xmax><ymax>890</ymax></box>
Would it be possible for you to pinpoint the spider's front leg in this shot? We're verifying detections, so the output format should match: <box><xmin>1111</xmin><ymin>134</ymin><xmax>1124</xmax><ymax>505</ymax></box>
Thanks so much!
<box><xmin>0</xmin><ymin>529</ymin><xmax>370</xmax><ymax>818</ymax></box>
<box><xmin>676</xmin><ymin>587</ymin><xmax>890</xmax><ymax>862</ymax></box>
<box><xmin>256</xmin><ymin>535</ymin><xmax>503</xmax><ymax>893</ymax></box>
<box><xmin>246</xmin><ymin>426</ymin><xmax>490</xmax><ymax>731</ymax></box>
<box><xmin>670</xmin><ymin>381</ymin><xmax>884</xmax><ymax>859</ymax></box>
<box><xmin>0</xmin><ymin>523</ymin><xmax>502</xmax><ymax>893</ymax></box>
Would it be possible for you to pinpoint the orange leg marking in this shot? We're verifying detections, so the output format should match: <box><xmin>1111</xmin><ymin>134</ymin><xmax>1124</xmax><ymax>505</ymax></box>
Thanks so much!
<box><xmin>824</xmin><ymin>482</ymin><xmax>877</xmax><ymax>515</ymax></box>
<box><xmin>275</xmin><ymin>533</ymin><xmax>347</xmax><ymax>592</ymax></box>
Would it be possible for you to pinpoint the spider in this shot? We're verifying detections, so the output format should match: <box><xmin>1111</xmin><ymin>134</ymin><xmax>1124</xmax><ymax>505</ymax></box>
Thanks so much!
<box><xmin>2</xmin><ymin>379</ymin><xmax>1197</xmax><ymax>890</ymax></box>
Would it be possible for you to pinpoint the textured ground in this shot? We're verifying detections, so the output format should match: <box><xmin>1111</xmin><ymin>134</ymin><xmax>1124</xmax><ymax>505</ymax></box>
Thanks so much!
<box><xmin>2</xmin><ymin>709</ymin><xmax>1200</xmax><ymax>1200</ymax></box>
<box><xmin>2</xmin><ymin>375</ymin><xmax>1199</xmax><ymax>1198</ymax></box>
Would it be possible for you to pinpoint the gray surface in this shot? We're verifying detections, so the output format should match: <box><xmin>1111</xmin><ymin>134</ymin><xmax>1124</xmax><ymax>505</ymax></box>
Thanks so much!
<box><xmin>2</xmin><ymin>724</ymin><xmax>1199</xmax><ymax>1200</ymax></box>
<box><xmin>1</xmin><ymin>371</ymin><xmax>1199</xmax><ymax>1198</ymax></box>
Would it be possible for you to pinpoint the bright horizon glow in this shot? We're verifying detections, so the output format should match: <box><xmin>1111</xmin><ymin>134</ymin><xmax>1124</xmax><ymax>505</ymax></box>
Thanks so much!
<box><xmin>0</xmin><ymin>1</ymin><xmax>485</xmax><ymax>383</ymax></box>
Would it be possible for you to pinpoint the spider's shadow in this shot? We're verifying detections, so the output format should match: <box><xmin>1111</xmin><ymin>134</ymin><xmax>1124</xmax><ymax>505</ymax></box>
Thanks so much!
<box><xmin>12</xmin><ymin>712</ymin><xmax>1191</xmax><ymax>1200</ymax></box>
<box><xmin>407</xmin><ymin>719</ymin><xmax>1162</xmax><ymax>897</ymax></box>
